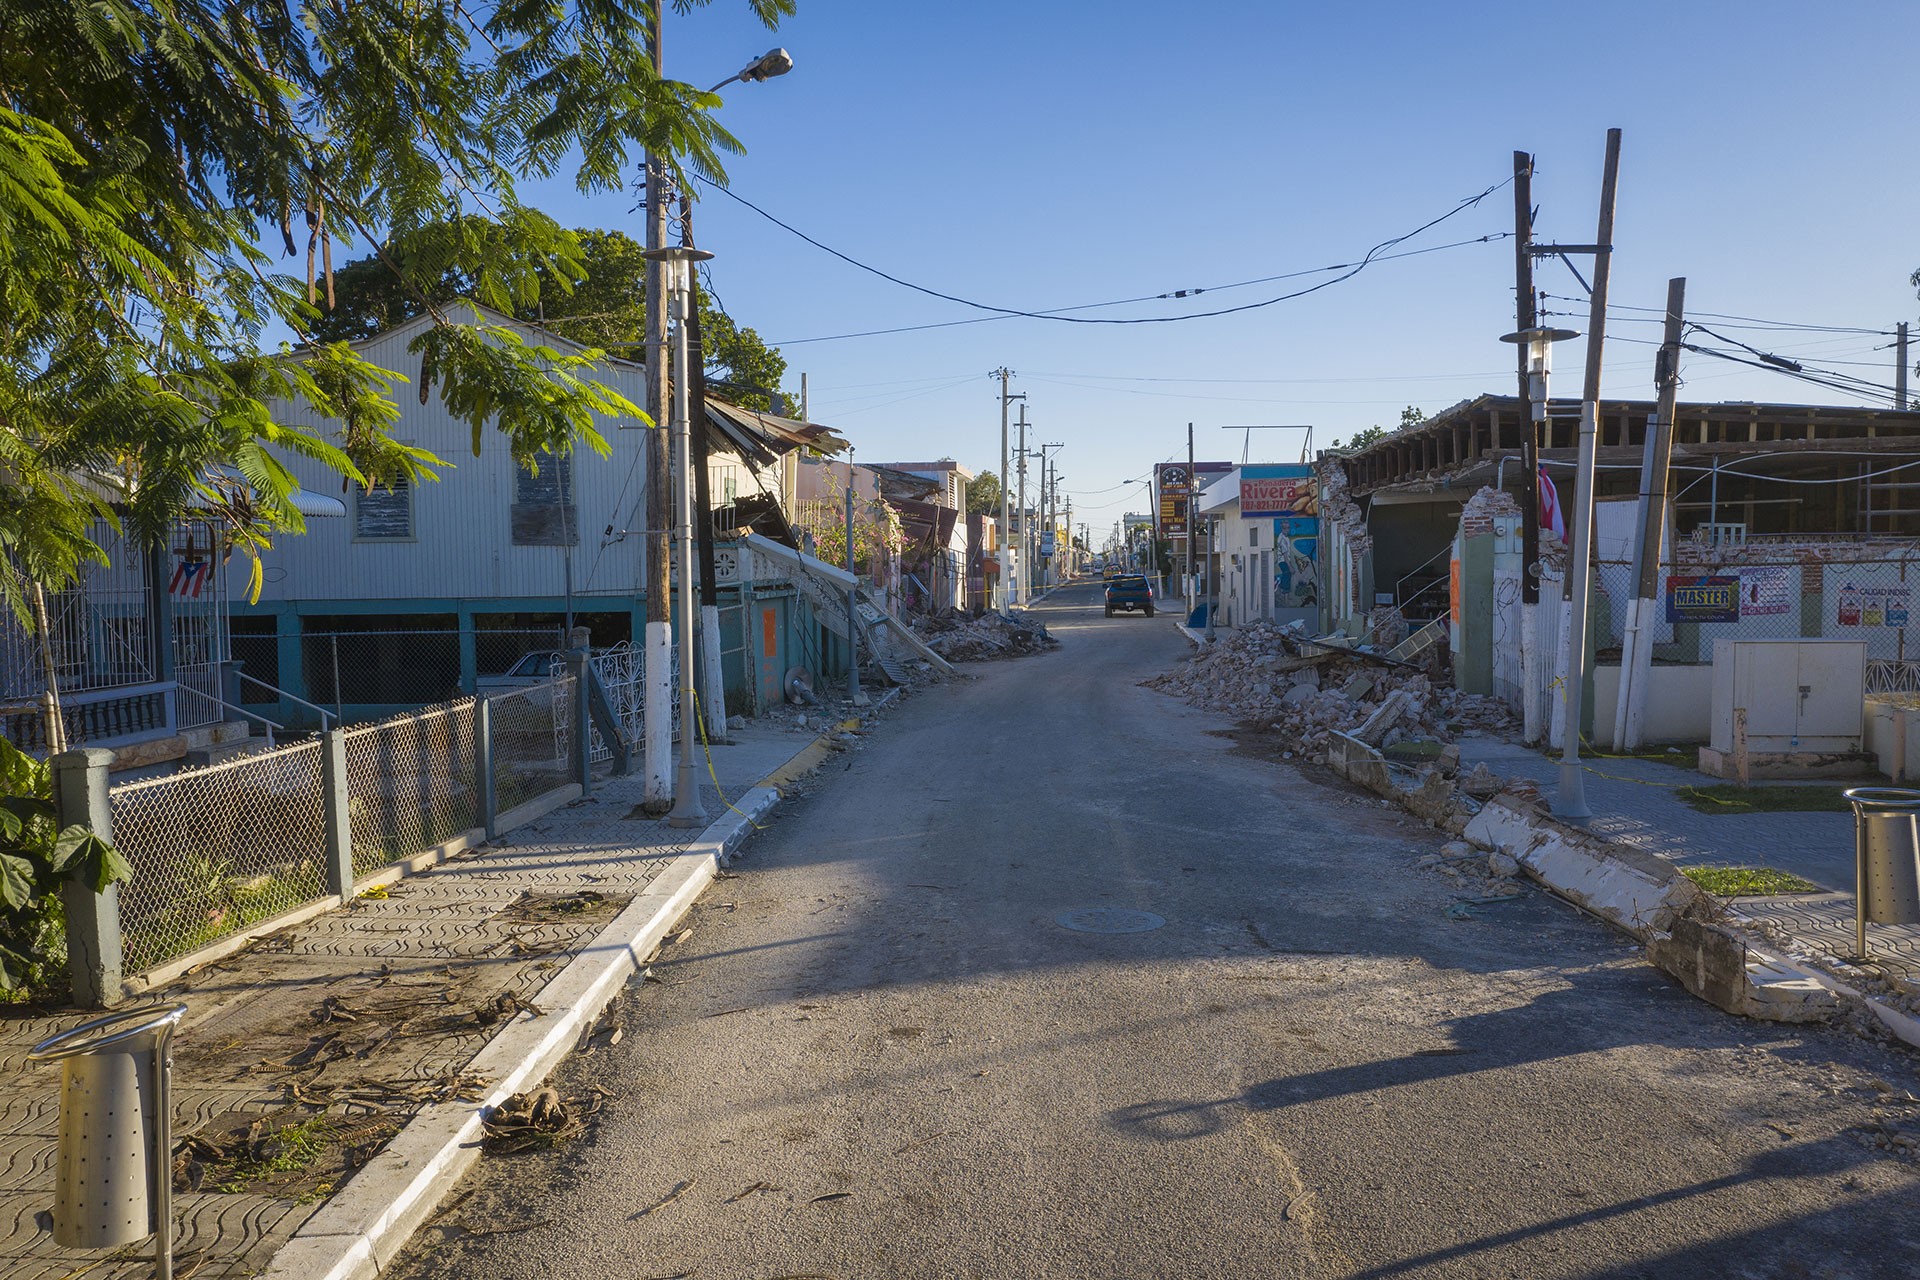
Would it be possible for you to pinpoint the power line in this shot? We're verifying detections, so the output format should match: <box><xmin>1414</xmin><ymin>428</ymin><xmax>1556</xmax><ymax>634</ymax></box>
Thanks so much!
<box><xmin>698</xmin><ymin>175</ymin><xmax>1514</xmax><ymax>337</ymax></box>
<box><xmin>771</xmin><ymin>233</ymin><xmax>1509</xmax><ymax>347</ymax></box>
<box><xmin>1538</xmin><ymin>293</ymin><xmax>1896</xmax><ymax>336</ymax></box>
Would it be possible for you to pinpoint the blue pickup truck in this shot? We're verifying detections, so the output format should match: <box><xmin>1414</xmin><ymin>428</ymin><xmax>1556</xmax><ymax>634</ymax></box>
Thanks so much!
<box><xmin>1103</xmin><ymin>575</ymin><xmax>1156</xmax><ymax>618</ymax></box>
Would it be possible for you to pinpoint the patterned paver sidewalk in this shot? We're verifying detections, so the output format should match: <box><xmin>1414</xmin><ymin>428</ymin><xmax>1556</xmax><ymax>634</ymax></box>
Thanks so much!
<box><xmin>1458</xmin><ymin>737</ymin><xmax>1920</xmax><ymax>989</ymax></box>
<box><xmin>0</xmin><ymin>725</ymin><xmax>815</xmax><ymax>1280</ymax></box>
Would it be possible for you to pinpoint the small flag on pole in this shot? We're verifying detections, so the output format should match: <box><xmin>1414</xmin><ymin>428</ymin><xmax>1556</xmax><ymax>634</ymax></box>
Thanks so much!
<box><xmin>1538</xmin><ymin>467</ymin><xmax>1566</xmax><ymax>542</ymax></box>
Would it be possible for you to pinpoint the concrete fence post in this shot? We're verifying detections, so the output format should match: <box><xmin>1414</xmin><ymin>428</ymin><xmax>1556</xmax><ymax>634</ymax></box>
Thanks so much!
<box><xmin>51</xmin><ymin>749</ymin><xmax>123</xmax><ymax>1008</ymax></box>
<box><xmin>474</xmin><ymin>696</ymin><xmax>497</xmax><ymax>840</ymax></box>
<box><xmin>319</xmin><ymin>728</ymin><xmax>354</xmax><ymax>898</ymax></box>
<box><xmin>565</xmin><ymin>626</ymin><xmax>592</xmax><ymax>796</ymax></box>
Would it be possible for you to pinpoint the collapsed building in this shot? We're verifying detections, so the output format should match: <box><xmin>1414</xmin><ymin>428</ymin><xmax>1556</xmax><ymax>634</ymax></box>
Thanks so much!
<box><xmin>1317</xmin><ymin>394</ymin><xmax>1920</xmax><ymax>749</ymax></box>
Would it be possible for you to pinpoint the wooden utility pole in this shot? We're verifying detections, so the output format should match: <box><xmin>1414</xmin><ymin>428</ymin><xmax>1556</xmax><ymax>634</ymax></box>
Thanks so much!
<box><xmin>1555</xmin><ymin>127</ymin><xmax>1623</xmax><ymax>820</ymax></box>
<box><xmin>639</xmin><ymin>13</ymin><xmax>673</xmax><ymax>811</ymax></box>
<box><xmin>680</xmin><ymin>195</ymin><xmax>718</xmax><ymax>610</ymax></box>
<box><xmin>1513</xmin><ymin>151</ymin><xmax>1538</xmax><ymax>608</ymax></box>
<box><xmin>1185</xmin><ymin>422</ymin><xmax>1195</xmax><ymax>602</ymax></box>
<box><xmin>1617</xmin><ymin>276</ymin><xmax>1686</xmax><ymax>750</ymax></box>
<box><xmin>1898</xmin><ymin>322</ymin><xmax>1910</xmax><ymax>411</ymax></box>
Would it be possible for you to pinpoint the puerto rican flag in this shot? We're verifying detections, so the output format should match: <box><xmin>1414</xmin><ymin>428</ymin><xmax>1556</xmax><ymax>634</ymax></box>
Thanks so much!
<box><xmin>1538</xmin><ymin>467</ymin><xmax>1566</xmax><ymax>542</ymax></box>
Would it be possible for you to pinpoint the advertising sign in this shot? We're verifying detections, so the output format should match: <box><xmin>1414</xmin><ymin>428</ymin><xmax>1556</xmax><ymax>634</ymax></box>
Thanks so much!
<box><xmin>1736</xmin><ymin>566</ymin><xmax>1791</xmax><ymax>616</ymax></box>
<box><xmin>1155</xmin><ymin>461</ymin><xmax>1231</xmax><ymax>537</ymax></box>
<box><xmin>1837</xmin><ymin>583</ymin><xmax>1911</xmax><ymax>628</ymax></box>
<box><xmin>1274</xmin><ymin>514</ymin><xmax>1320</xmax><ymax>609</ymax></box>
<box><xmin>1240</xmin><ymin>463</ymin><xmax>1318</xmax><ymax>517</ymax></box>
<box><xmin>1156</xmin><ymin>462</ymin><xmax>1189</xmax><ymax>535</ymax></box>
<box><xmin>1666</xmin><ymin>575</ymin><xmax>1740</xmax><ymax>623</ymax></box>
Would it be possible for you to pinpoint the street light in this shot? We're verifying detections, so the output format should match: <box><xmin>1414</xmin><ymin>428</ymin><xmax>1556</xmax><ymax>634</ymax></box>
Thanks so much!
<box><xmin>641</xmin><ymin>47</ymin><xmax>798</xmax><ymax>809</ymax></box>
<box><xmin>708</xmin><ymin>47</ymin><xmax>794</xmax><ymax>93</ymax></box>
<box><xmin>645</xmin><ymin>245</ymin><xmax>715</xmax><ymax>829</ymax></box>
<box><xmin>1499</xmin><ymin>326</ymin><xmax>1580</xmax><ymax>424</ymax></box>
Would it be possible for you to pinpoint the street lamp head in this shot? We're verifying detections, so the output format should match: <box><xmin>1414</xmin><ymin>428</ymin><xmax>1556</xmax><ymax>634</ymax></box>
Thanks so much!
<box><xmin>642</xmin><ymin>247</ymin><xmax>716</xmax><ymax>263</ymax></box>
<box><xmin>741</xmin><ymin>47</ymin><xmax>794</xmax><ymax>82</ymax></box>
<box><xmin>1500</xmin><ymin>326</ymin><xmax>1579</xmax><ymax>424</ymax></box>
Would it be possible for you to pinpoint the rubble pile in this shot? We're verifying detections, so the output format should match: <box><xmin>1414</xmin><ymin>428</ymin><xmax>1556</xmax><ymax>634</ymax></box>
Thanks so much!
<box><xmin>918</xmin><ymin>610</ymin><xmax>1060</xmax><ymax>662</ymax></box>
<box><xmin>1146</xmin><ymin>619</ymin><xmax>1518</xmax><ymax>757</ymax></box>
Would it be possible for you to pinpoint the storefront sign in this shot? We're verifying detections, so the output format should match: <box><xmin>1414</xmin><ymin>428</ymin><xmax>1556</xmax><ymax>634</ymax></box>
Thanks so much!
<box><xmin>1666</xmin><ymin>575</ymin><xmax>1739</xmax><ymax>623</ymax></box>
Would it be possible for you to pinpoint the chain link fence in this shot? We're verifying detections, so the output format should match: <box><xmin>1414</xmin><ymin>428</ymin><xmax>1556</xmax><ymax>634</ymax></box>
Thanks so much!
<box><xmin>489</xmin><ymin>679</ymin><xmax>572</xmax><ymax>815</ymax></box>
<box><xmin>106</xmin><ymin>679</ymin><xmax>575</xmax><ymax>975</ymax></box>
<box><xmin>343</xmin><ymin>698</ymin><xmax>480</xmax><ymax>877</ymax></box>
<box><xmin>1589</xmin><ymin>553</ymin><xmax>1920</xmax><ymax>664</ymax></box>
<box><xmin>111</xmin><ymin>742</ymin><xmax>328</xmax><ymax>973</ymax></box>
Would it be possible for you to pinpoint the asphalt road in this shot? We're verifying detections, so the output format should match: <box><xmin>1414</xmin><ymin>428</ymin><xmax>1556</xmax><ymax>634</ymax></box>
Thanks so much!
<box><xmin>393</xmin><ymin>582</ymin><xmax>1920</xmax><ymax>1280</ymax></box>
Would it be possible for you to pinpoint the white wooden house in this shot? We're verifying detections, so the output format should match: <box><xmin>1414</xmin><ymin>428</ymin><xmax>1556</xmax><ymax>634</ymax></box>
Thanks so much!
<box><xmin>231</xmin><ymin>307</ymin><xmax>846</xmax><ymax>724</ymax></box>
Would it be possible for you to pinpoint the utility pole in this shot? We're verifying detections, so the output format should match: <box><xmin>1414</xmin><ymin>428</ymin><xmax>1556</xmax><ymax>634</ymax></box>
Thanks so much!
<box><xmin>845</xmin><ymin>452</ymin><xmax>865</xmax><ymax>706</ymax></box>
<box><xmin>653</xmin><ymin>245</ymin><xmax>711</xmax><ymax>829</ymax></box>
<box><xmin>640</xmin><ymin>14</ymin><xmax>673</xmax><ymax>813</ymax></box>
<box><xmin>1617</xmin><ymin>276</ymin><xmax>1686</xmax><ymax>751</ymax></box>
<box><xmin>1556</xmin><ymin>127</ymin><xmax>1624</xmax><ymax>821</ymax></box>
<box><xmin>1512</xmin><ymin>150</ymin><xmax>1542</xmax><ymax>747</ymax></box>
<box><xmin>994</xmin><ymin>369</ymin><xmax>1023</xmax><ymax>615</ymax></box>
<box><xmin>1898</xmin><ymin>322</ymin><xmax>1910</xmax><ymax>411</ymax></box>
<box><xmin>1185</xmin><ymin>422</ymin><xmax>1196</xmax><ymax>606</ymax></box>
<box><xmin>1014</xmin><ymin>402</ymin><xmax>1029</xmax><ymax>606</ymax></box>
<box><xmin>1064</xmin><ymin>496</ymin><xmax>1073</xmax><ymax>576</ymax></box>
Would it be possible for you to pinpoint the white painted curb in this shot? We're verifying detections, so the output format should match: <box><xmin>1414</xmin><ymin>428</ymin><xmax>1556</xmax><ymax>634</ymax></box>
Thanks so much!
<box><xmin>262</xmin><ymin>785</ymin><xmax>781</xmax><ymax>1280</ymax></box>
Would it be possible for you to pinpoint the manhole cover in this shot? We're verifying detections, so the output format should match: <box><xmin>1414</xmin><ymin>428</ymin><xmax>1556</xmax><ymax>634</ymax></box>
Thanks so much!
<box><xmin>1055</xmin><ymin>907</ymin><xmax>1166</xmax><ymax>934</ymax></box>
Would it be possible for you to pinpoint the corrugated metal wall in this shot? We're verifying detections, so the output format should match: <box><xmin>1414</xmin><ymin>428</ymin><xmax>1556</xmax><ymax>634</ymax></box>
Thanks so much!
<box><xmin>231</xmin><ymin>311</ymin><xmax>654</xmax><ymax>604</ymax></box>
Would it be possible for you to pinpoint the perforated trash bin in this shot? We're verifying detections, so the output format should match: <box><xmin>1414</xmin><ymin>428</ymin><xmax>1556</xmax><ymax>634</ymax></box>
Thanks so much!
<box><xmin>27</xmin><ymin>1004</ymin><xmax>186</xmax><ymax>1268</ymax></box>
<box><xmin>1843</xmin><ymin>788</ymin><xmax>1920</xmax><ymax>959</ymax></box>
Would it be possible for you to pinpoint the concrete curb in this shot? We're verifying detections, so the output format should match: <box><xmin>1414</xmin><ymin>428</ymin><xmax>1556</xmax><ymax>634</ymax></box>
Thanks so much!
<box><xmin>1322</xmin><ymin>731</ymin><xmax>1919</xmax><ymax>1048</ymax></box>
<box><xmin>261</xmin><ymin>782</ymin><xmax>784</xmax><ymax>1280</ymax></box>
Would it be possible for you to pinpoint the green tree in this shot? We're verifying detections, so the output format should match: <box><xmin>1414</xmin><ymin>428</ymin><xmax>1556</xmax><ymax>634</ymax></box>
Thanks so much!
<box><xmin>0</xmin><ymin>0</ymin><xmax>791</xmax><ymax>991</ymax></box>
<box><xmin>1339</xmin><ymin>405</ymin><xmax>1426</xmax><ymax>450</ymax></box>
<box><xmin>966</xmin><ymin>470</ymin><xmax>1003</xmax><ymax>516</ymax></box>
<box><xmin>312</xmin><ymin>224</ymin><xmax>793</xmax><ymax>411</ymax></box>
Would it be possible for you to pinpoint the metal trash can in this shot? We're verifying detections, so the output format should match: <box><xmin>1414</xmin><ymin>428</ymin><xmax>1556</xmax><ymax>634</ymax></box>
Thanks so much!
<box><xmin>27</xmin><ymin>1004</ymin><xmax>187</xmax><ymax>1276</ymax></box>
<box><xmin>1843</xmin><ymin>788</ymin><xmax>1920</xmax><ymax>959</ymax></box>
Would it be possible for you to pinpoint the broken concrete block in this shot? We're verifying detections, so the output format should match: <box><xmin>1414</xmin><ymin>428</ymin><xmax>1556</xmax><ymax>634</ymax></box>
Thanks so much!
<box><xmin>1281</xmin><ymin>684</ymin><xmax>1320</xmax><ymax>708</ymax></box>
<box><xmin>1353</xmin><ymin>688</ymin><xmax>1418</xmax><ymax>747</ymax></box>
<box><xmin>1436</xmin><ymin>743</ymin><xmax>1462</xmax><ymax>778</ymax></box>
<box><xmin>1289</xmin><ymin>667</ymin><xmax>1321</xmax><ymax>692</ymax></box>
<box><xmin>1488</xmin><ymin>851</ymin><xmax>1521</xmax><ymax>878</ymax></box>
<box><xmin>1460</xmin><ymin>762</ymin><xmax>1502</xmax><ymax>799</ymax></box>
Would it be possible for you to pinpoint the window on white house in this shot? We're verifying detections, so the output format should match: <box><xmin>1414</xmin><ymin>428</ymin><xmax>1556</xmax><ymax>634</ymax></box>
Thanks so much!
<box><xmin>512</xmin><ymin>451</ymin><xmax>577</xmax><ymax>545</ymax></box>
<box><xmin>1249</xmin><ymin>524</ymin><xmax>1260</xmax><ymax>547</ymax></box>
<box><xmin>355</xmin><ymin>476</ymin><xmax>412</xmax><ymax>540</ymax></box>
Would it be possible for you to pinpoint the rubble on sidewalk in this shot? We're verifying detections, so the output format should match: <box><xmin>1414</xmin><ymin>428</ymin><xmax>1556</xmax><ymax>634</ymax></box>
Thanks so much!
<box><xmin>1147</xmin><ymin>617</ymin><xmax>1534</xmax><ymax>837</ymax></box>
<box><xmin>917</xmin><ymin>609</ymin><xmax>1060</xmax><ymax>662</ymax></box>
<box><xmin>1145</xmin><ymin>618</ymin><xmax>1518</xmax><ymax>759</ymax></box>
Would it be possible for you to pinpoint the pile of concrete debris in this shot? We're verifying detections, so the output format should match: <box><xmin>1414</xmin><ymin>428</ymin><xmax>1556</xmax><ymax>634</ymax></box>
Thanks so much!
<box><xmin>918</xmin><ymin>610</ymin><xmax>1060</xmax><ymax>662</ymax></box>
<box><xmin>1146</xmin><ymin>619</ymin><xmax>1517</xmax><ymax>761</ymax></box>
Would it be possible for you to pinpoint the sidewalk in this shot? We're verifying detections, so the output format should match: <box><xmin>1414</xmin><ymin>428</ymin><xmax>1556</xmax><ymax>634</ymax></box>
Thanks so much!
<box><xmin>1457</xmin><ymin>736</ymin><xmax>1920</xmax><ymax>989</ymax></box>
<box><xmin>0</xmin><ymin>719</ymin><xmax>842</xmax><ymax>1280</ymax></box>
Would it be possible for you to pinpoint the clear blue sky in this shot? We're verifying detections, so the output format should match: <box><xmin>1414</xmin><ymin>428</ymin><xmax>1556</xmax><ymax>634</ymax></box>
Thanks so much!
<box><xmin>503</xmin><ymin>0</ymin><xmax>1916</xmax><ymax>538</ymax></box>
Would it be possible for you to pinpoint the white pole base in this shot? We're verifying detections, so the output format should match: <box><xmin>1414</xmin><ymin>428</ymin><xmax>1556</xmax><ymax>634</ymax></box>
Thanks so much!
<box><xmin>643</xmin><ymin>621</ymin><xmax>672</xmax><ymax>810</ymax></box>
